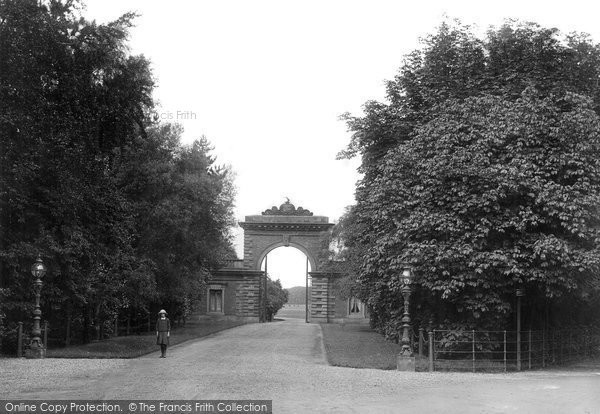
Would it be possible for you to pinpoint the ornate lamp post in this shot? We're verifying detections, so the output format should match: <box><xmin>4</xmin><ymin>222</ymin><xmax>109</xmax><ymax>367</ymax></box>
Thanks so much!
<box><xmin>516</xmin><ymin>288</ymin><xmax>525</xmax><ymax>371</ymax></box>
<box><xmin>397</xmin><ymin>266</ymin><xmax>415</xmax><ymax>371</ymax></box>
<box><xmin>26</xmin><ymin>255</ymin><xmax>46</xmax><ymax>359</ymax></box>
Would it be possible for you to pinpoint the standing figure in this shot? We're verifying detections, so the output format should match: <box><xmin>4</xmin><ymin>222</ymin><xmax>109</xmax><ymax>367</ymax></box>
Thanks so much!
<box><xmin>156</xmin><ymin>309</ymin><xmax>170</xmax><ymax>358</ymax></box>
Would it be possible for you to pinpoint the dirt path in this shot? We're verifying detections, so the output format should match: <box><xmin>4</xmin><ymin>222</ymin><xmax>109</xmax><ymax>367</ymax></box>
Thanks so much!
<box><xmin>1</xmin><ymin>318</ymin><xmax>599</xmax><ymax>413</ymax></box>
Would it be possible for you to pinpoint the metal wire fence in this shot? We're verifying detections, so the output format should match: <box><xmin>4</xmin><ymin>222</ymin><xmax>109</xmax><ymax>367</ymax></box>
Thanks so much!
<box><xmin>413</xmin><ymin>327</ymin><xmax>600</xmax><ymax>372</ymax></box>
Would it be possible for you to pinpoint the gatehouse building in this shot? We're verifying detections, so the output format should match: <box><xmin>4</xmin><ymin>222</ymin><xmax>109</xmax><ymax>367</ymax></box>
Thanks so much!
<box><xmin>197</xmin><ymin>200</ymin><xmax>368</xmax><ymax>323</ymax></box>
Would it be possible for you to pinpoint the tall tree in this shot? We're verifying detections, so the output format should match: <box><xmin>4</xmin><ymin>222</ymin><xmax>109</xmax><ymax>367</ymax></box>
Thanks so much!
<box><xmin>131</xmin><ymin>132</ymin><xmax>237</xmax><ymax>321</ymax></box>
<box><xmin>265</xmin><ymin>277</ymin><xmax>288</xmax><ymax>322</ymax></box>
<box><xmin>0</xmin><ymin>0</ymin><xmax>155</xmax><ymax>343</ymax></box>
<box><xmin>340</xmin><ymin>20</ymin><xmax>600</xmax><ymax>337</ymax></box>
<box><xmin>0</xmin><ymin>0</ymin><xmax>237</xmax><ymax>348</ymax></box>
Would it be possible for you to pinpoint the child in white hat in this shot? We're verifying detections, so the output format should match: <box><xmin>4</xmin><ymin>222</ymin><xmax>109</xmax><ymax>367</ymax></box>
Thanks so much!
<box><xmin>156</xmin><ymin>309</ymin><xmax>170</xmax><ymax>358</ymax></box>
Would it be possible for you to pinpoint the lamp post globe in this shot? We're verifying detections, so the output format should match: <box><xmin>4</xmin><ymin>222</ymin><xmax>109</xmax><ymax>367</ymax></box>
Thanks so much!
<box><xmin>31</xmin><ymin>257</ymin><xmax>46</xmax><ymax>278</ymax></box>
<box><xmin>402</xmin><ymin>267</ymin><xmax>413</xmax><ymax>286</ymax></box>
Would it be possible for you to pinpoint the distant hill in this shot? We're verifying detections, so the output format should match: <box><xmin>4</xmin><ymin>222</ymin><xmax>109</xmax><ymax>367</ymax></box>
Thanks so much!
<box><xmin>286</xmin><ymin>286</ymin><xmax>306</xmax><ymax>304</ymax></box>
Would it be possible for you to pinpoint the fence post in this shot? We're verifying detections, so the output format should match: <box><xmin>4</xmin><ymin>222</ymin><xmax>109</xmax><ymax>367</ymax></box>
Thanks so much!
<box><xmin>542</xmin><ymin>329</ymin><xmax>545</xmax><ymax>368</ymax></box>
<box><xmin>472</xmin><ymin>330</ymin><xmax>476</xmax><ymax>373</ymax></box>
<box><xmin>516</xmin><ymin>291</ymin><xmax>522</xmax><ymax>371</ymax></box>
<box><xmin>517</xmin><ymin>328</ymin><xmax>522</xmax><ymax>371</ymax></box>
<box><xmin>17</xmin><ymin>322</ymin><xmax>23</xmax><ymax>358</ymax></box>
<box><xmin>552</xmin><ymin>330</ymin><xmax>556</xmax><ymax>363</ymax></box>
<box><xmin>428</xmin><ymin>330</ymin><xmax>434</xmax><ymax>372</ymax></box>
<box><xmin>528</xmin><ymin>329</ymin><xmax>532</xmax><ymax>370</ymax></box>
<box><xmin>43</xmin><ymin>320</ymin><xmax>48</xmax><ymax>349</ymax></box>
<box><xmin>418</xmin><ymin>327</ymin><xmax>424</xmax><ymax>357</ymax></box>
<box><xmin>503</xmin><ymin>330</ymin><xmax>507</xmax><ymax>372</ymax></box>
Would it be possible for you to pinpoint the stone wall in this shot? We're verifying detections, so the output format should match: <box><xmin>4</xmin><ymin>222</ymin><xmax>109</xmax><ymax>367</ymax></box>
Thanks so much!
<box><xmin>309</xmin><ymin>272</ymin><xmax>336</xmax><ymax>322</ymax></box>
<box><xmin>198</xmin><ymin>270</ymin><xmax>263</xmax><ymax>321</ymax></box>
<box><xmin>235</xmin><ymin>277</ymin><xmax>260</xmax><ymax>317</ymax></box>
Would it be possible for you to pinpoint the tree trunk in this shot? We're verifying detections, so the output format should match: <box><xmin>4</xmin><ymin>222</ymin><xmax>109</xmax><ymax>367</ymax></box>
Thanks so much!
<box><xmin>83</xmin><ymin>307</ymin><xmax>90</xmax><ymax>343</ymax></box>
<box><xmin>94</xmin><ymin>304</ymin><xmax>101</xmax><ymax>341</ymax></box>
<box><xmin>65</xmin><ymin>306</ymin><xmax>72</xmax><ymax>346</ymax></box>
<box><xmin>527</xmin><ymin>300</ymin><xmax>535</xmax><ymax>331</ymax></box>
<box><xmin>544</xmin><ymin>300</ymin><xmax>550</xmax><ymax>332</ymax></box>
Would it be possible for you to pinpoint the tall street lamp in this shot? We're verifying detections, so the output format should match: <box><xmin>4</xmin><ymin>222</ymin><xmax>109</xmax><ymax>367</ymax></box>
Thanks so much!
<box><xmin>26</xmin><ymin>255</ymin><xmax>46</xmax><ymax>359</ymax></box>
<box><xmin>516</xmin><ymin>288</ymin><xmax>525</xmax><ymax>371</ymax></box>
<box><xmin>397</xmin><ymin>266</ymin><xmax>415</xmax><ymax>371</ymax></box>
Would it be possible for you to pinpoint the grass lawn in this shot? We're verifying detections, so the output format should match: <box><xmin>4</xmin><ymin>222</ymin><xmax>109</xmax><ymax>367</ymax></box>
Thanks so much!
<box><xmin>320</xmin><ymin>321</ymin><xmax>403</xmax><ymax>370</ymax></box>
<box><xmin>321</xmin><ymin>321</ymin><xmax>600</xmax><ymax>372</ymax></box>
<box><xmin>45</xmin><ymin>318</ymin><xmax>246</xmax><ymax>359</ymax></box>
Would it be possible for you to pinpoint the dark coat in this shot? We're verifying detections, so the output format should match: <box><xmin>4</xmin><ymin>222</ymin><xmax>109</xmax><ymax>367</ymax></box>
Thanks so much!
<box><xmin>156</xmin><ymin>317</ymin><xmax>170</xmax><ymax>345</ymax></box>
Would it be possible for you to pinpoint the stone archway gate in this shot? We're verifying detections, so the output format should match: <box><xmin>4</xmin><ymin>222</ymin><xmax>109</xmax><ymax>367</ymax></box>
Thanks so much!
<box><xmin>208</xmin><ymin>200</ymin><xmax>339</xmax><ymax>323</ymax></box>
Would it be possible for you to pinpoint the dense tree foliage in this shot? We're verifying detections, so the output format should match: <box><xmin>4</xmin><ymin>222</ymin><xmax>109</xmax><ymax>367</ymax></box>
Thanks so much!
<box><xmin>285</xmin><ymin>286</ymin><xmax>306</xmax><ymax>305</ymax></box>
<box><xmin>339</xmin><ymin>20</ymin><xmax>600</xmax><ymax>338</ymax></box>
<box><xmin>328</xmin><ymin>206</ymin><xmax>365</xmax><ymax>301</ymax></box>
<box><xmin>0</xmin><ymin>0</ymin><xmax>235</xmax><ymax>350</ymax></box>
<box><xmin>265</xmin><ymin>277</ymin><xmax>288</xmax><ymax>322</ymax></box>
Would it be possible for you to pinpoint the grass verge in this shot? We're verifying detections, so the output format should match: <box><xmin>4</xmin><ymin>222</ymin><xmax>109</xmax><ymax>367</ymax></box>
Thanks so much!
<box><xmin>321</xmin><ymin>321</ymin><xmax>600</xmax><ymax>372</ymax></box>
<box><xmin>45</xmin><ymin>319</ymin><xmax>246</xmax><ymax>359</ymax></box>
<box><xmin>320</xmin><ymin>321</ymin><xmax>402</xmax><ymax>370</ymax></box>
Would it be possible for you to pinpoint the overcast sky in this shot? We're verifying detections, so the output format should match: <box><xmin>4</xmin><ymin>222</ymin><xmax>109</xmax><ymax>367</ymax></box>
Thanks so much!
<box><xmin>84</xmin><ymin>0</ymin><xmax>600</xmax><ymax>287</ymax></box>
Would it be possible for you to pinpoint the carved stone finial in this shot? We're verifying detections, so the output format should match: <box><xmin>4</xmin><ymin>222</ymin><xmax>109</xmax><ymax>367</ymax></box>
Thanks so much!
<box><xmin>280</xmin><ymin>200</ymin><xmax>294</xmax><ymax>213</ymax></box>
<box><xmin>261</xmin><ymin>199</ymin><xmax>314</xmax><ymax>216</ymax></box>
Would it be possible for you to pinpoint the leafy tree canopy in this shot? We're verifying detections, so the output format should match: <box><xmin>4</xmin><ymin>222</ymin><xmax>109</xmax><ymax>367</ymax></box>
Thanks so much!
<box><xmin>0</xmin><ymin>0</ymin><xmax>236</xmax><ymax>348</ymax></box>
<box><xmin>339</xmin><ymin>19</ymin><xmax>600</xmax><ymax>336</ymax></box>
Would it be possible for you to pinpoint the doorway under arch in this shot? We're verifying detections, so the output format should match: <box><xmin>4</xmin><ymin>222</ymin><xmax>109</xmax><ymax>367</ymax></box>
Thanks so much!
<box><xmin>260</xmin><ymin>246</ymin><xmax>312</xmax><ymax>322</ymax></box>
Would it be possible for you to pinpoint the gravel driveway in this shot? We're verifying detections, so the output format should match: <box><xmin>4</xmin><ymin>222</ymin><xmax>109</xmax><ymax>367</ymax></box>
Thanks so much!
<box><xmin>1</xmin><ymin>318</ymin><xmax>599</xmax><ymax>413</ymax></box>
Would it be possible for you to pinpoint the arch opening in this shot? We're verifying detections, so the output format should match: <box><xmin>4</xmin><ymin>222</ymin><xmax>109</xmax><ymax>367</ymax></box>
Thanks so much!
<box><xmin>256</xmin><ymin>241</ymin><xmax>317</xmax><ymax>274</ymax></box>
<box><xmin>260</xmin><ymin>246</ymin><xmax>313</xmax><ymax>289</ymax></box>
<box><xmin>260</xmin><ymin>246</ymin><xmax>312</xmax><ymax>321</ymax></box>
